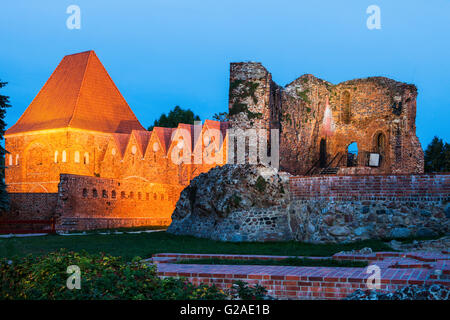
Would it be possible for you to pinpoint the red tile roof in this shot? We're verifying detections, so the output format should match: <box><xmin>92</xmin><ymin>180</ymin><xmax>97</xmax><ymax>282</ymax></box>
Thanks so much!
<box><xmin>6</xmin><ymin>50</ymin><xmax>146</xmax><ymax>135</ymax></box>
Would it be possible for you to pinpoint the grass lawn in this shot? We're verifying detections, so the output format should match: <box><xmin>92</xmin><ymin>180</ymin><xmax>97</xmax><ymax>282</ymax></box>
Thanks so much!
<box><xmin>177</xmin><ymin>257</ymin><xmax>369</xmax><ymax>268</ymax></box>
<box><xmin>0</xmin><ymin>231</ymin><xmax>393</xmax><ymax>261</ymax></box>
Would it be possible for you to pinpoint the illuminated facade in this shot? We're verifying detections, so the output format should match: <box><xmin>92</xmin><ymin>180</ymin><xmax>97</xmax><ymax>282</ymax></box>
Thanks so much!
<box><xmin>5</xmin><ymin>51</ymin><xmax>227</xmax><ymax>229</ymax></box>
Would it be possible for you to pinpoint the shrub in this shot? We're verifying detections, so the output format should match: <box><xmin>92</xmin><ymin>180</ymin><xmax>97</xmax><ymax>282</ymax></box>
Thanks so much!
<box><xmin>255</xmin><ymin>176</ymin><xmax>267</xmax><ymax>192</ymax></box>
<box><xmin>0</xmin><ymin>250</ymin><xmax>229</xmax><ymax>300</ymax></box>
<box><xmin>229</xmin><ymin>280</ymin><xmax>268</xmax><ymax>300</ymax></box>
<box><xmin>0</xmin><ymin>250</ymin><xmax>271</xmax><ymax>300</ymax></box>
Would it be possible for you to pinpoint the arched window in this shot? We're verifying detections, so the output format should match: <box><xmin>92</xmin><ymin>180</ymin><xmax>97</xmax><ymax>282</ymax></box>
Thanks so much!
<box><xmin>319</xmin><ymin>139</ymin><xmax>327</xmax><ymax>168</ymax></box>
<box><xmin>54</xmin><ymin>151</ymin><xmax>59</xmax><ymax>163</ymax></box>
<box><xmin>74</xmin><ymin>151</ymin><xmax>80</xmax><ymax>163</ymax></box>
<box><xmin>129</xmin><ymin>192</ymin><xmax>134</xmax><ymax>199</ymax></box>
<box><xmin>138</xmin><ymin>192</ymin><xmax>142</xmax><ymax>200</ymax></box>
<box><xmin>84</xmin><ymin>152</ymin><xmax>89</xmax><ymax>164</ymax></box>
<box><xmin>153</xmin><ymin>193</ymin><xmax>157</xmax><ymax>200</ymax></box>
<box><xmin>341</xmin><ymin>91</ymin><xmax>351</xmax><ymax>124</ymax></box>
<box><xmin>102</xmin><ymin>190</ymin><xmax>108</xmax><ymax>198</ymax></box>
<box><xmin>92</xmin><ymin>189</ymin><xmax>98</xmax><ymax>198</ymax></box>
<box><xmin>82</xmin><ymin>188</ymin><xmax>88</xmax><ymax>197</ymax></box>
<box><xmin>15</xmin><ymin>154</ymin><xmax>19</xmax><ymax>165</ymax></box>
<box><xmin>8</xmin><ymin>154</ymin><xmax>12</xmax><ymax>166</ymax></box>
<box><xmin>376</xmin><ymin>133</ymin><xmax>386</xmax><ymax>154</ymax></box>
<box><xmin>121</xmin><ymin>191</ymin><xmax>126</xmax><ymax>199</ymax></box>
<box><xmin>111</xmin><ymin>190</ymin><xmax>116</xmax><ymax>199</ymax></box>
<box><xmin>146</xmin><ymin>193</ymin><xmax>150</xmax><ymax>200</ymax></box>
<box><xmin>62</xmin><ymin>150</ymin><xmax>67</xmax><ymax>163</ymax></box>
<box><xmin>161</xmin><ymin>194</ymin><xmax>164</xmax><ymax>201</ymax></box>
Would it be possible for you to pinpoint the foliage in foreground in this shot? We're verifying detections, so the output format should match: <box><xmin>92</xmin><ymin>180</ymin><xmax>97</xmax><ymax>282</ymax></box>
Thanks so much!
<box><xmin>0</xmin><ymin>250</ymin><xmax>267</xmax><ymax>300</ymax></box>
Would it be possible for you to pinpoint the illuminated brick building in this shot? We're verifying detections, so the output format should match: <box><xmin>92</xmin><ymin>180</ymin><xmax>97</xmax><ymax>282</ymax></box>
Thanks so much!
<box><xmin>5</xmin><ymin>51</ymin><xmax>227</xmax><ymax>229</ymax></box>
<box><xmin>4</xmin><ymin>51</ymin><xmax>423</xmax><ymax>230</ymax></box>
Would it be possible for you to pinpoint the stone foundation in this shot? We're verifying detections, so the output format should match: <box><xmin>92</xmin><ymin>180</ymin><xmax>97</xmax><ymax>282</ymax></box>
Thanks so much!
<box><xmin>168</xmin><ymin>169</ymin><xmax>450</xmax><ymax>243</ymax></box>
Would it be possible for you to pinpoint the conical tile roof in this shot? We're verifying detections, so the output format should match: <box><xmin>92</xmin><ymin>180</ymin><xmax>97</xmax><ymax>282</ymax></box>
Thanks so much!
<box><xmin>6</xmin><ymin>50</ymin><xmax>146</xmax><ymax>135</ymax></box>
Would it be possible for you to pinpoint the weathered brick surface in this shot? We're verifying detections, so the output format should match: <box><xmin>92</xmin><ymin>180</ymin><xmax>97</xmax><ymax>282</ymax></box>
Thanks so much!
<box><xmin>6</xmin><ymin>193</ymin><xmax>57</xmax><ymax>220</ymax></box>
<box><xmin>55</xmin><ymin>174</ymin><xmax>184</xmax><ymax>231</ymax></box>
<box><xmin>290</xmin><ymin>173</ymin><xmax>450</xmax><ymax>201</ymax></box>
<box><xmin>5</xmin><ymin>125</ymin><xmax>228</xmax><ymax>229</ymax></box>
<box><xmin>228</xmin><ymin>63</ymin><xmax>424</xmax><ymax>175</ymax></box>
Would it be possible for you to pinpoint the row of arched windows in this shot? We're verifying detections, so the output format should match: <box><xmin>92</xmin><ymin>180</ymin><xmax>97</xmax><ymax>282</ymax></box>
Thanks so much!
<box><xmin>54</xmin><ymin>151</ymin><xmax>89</xmax><ymax>164</ymax></box>
<box><xmin>82</xmin><ymin>188</ymin><xmax>167</xmax><ymax>201</ymax></box>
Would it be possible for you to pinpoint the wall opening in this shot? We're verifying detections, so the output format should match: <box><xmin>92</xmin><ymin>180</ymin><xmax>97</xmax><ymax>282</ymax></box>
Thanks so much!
<box><xmin>74</xmin><ymin>151</ymin><xmax>80</xmax><ymax>163</ymax></box>
<box><xmin>341</xmin><ymin>91</ymin><xmax>351</xmax><ymax>124</ymax></box>
<box><xmin>319</xmin><ymin>139</ymin><xmax>327</xmax><ymax>168</ymax></box>
<box><xmin>347</xmin><ymin>142</ymin><xmax>358</xmax><ymax>167</ymax></box>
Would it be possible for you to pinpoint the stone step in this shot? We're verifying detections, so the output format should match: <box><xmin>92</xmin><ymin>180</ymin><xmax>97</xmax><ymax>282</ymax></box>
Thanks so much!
<box><xmin>320</xmin><ymin>167</ymin><xmax>339</xmax><ymax>175</ymax></box>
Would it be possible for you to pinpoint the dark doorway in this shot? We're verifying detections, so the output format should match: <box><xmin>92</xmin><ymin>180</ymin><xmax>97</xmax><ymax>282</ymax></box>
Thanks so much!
<box><xmin>319</xmin><ymin>139</ymin><xmax>327</xmax><ymax>168</ymax></box>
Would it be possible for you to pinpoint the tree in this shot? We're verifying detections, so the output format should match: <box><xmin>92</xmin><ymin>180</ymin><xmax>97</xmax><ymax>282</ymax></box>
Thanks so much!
<box><xmin>0</xmin><ymin>80</ymin><xmax>10</xmax><ymax>213</ymax></box>
<box><xmin>212</xmin><ymin>112</ymin><xmax>229</xmax><ymax>122</ymax></box>
<box><xmin>148</xmin><ymin>106</ymin><xmax>200</xmax><ymax>131</ymax></box>
<box><xmin>424</xmin><ymin>136</ymin><xmax>450</xmax><ymax>173</ymax></box>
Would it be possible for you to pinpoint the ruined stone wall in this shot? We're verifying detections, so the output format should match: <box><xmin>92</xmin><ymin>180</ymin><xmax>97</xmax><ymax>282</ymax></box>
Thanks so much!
<box><xmin>227</xmin><ymin>63</ymin><xmax>281</xmax><ymax>165</ymax></box>
<box><xmin>168</xmin><ymin>167</ymin><xmax>449</xmax><ymax>243</ymax></box>
<box><xmin>56</xmin><ymin>174</ymin><xmax>185</xmax><ymax>231</ymax></box>
<box><xmin>228</xmin><ymin>63</ymin><xmax>424</xmax><ymax>175</ymax></box>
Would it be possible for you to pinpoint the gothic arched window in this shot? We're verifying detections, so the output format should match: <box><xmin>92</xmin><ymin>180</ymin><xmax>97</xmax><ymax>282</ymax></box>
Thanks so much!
<box><xmin>74</xmin><ymin>151</ymin><xmax>80</xmax><ymax>163</ymax></box>
<box><xmin>341</xmin><ymin>91</ymin><xmax>351</xmax><ymax>124</ymax></box>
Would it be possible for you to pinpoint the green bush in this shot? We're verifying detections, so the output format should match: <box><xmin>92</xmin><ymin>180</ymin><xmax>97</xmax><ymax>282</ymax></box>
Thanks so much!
<box><xmin>0</xmin><ymin>250</ymin><xmax>235</xmax><ymax>300</ymax></box>
<box><xmin>229</xmin><ymin>280</ymin><xmax>268</xmax><ymax>300</ymax></box>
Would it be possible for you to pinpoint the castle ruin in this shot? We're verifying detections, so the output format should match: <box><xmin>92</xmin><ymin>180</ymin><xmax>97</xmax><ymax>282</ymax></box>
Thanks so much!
<box><xmin>4</xmin><ymin>51</ymin><xmax>425</xmax><ymax>231</ymax></box>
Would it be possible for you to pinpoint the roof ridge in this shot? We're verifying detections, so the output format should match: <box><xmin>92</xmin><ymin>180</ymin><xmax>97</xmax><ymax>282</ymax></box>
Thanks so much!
<box><xmin>90</xmin><ymin>51</ymin><xmax>139</xmax><ymax>121</ymax></box>
<box><xmin>5</xmin><ymin>56</ymin><xmax>66</xmax><ymax>135</ymax></box>
<box><xmin>68</xmin><ymin>51</ymin><xmax>92</xmax><ymax>128</ymax></box>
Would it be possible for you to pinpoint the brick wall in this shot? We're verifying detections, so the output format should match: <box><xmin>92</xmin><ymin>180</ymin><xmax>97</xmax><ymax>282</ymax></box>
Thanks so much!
<box><xmin>6</xmin><ymin>193</ymin><xmax>57</xmax><ymax>220</ymax></box>
<box><xmin>154</xmin><ymin>252</ymin><xmax>449</xmax><ymax>300</ymax></box>
<box><xmin>56</xmin><ymin>174</ymin><xmax>184</xmax><ymax>231</ymax></box>
<box><xmin>290</xmin><ymin>173</ymin><xmax>450</xmax><ymax>201</ymax></box>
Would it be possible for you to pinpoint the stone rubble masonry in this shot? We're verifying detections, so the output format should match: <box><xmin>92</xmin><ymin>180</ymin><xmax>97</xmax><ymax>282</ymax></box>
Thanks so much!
<box><xmin>168</xmin><ymin>171</ymin><xmax>450</xmax><ymax>243</ymax></box>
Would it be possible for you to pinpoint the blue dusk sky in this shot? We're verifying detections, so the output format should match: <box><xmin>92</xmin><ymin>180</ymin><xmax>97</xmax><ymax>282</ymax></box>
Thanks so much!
<box><xmin>0</xmin><ymin>0</ymin><xmax>449</xmax><ymax>148</ymax></box>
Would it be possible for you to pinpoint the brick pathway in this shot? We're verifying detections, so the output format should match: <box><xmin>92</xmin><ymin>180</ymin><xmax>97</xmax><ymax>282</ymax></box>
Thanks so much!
<box><xmin>150</xmin><ymin>251</ymin><xmax>450</xmax><ymax>300</ymax></box>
